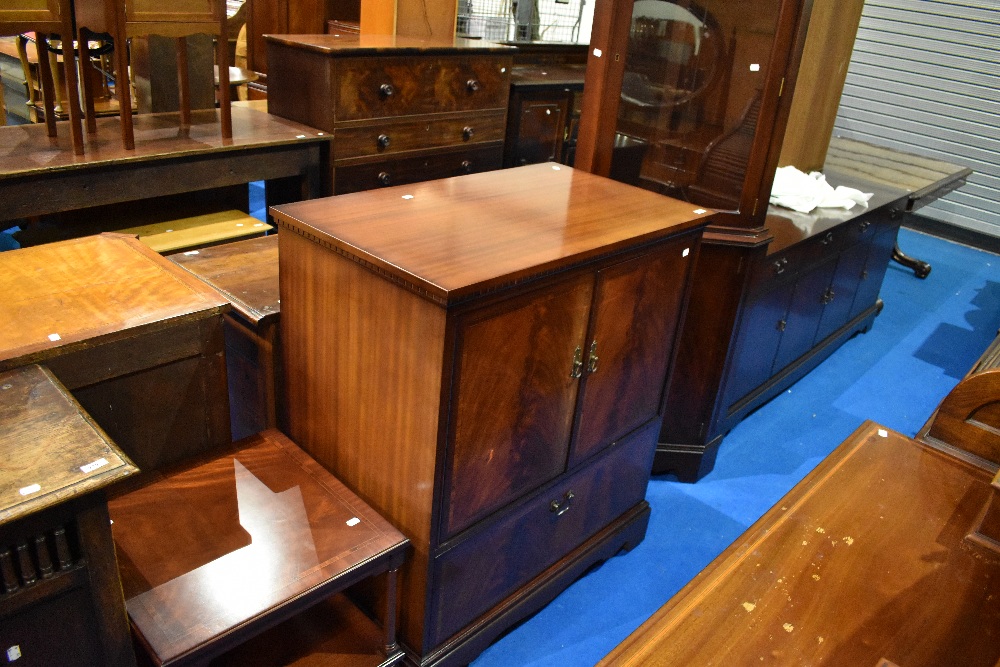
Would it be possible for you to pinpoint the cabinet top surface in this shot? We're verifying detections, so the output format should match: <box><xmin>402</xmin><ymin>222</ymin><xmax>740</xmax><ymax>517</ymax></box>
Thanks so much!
<box><xmin>109</xmin><ymin>428</ymin><xmax>408</xmax><ymax>664</ymax></box>
<box><xmin>600</xmin><ymin>421</ymin><xmax>1000</xmax><ymax>666</ymax></box>
<box><xmin>272</xmin><ymin>164</ymin><xmax>711</xmax><ymax>304</ymax></box>
<box><xmin>765</xmin><ymin>172</ymin><xmax>908</xmax><ymax>255</ymax></box>
<box><xmin>170</xmin><ymin>234</ymin><xmax>279</xmax><ymax>325</ymax></box>
<box><xmin>0</xmin><ymin>234</ymin><xmax>230</xmax><ymax>368</ymax></box>
<box><xmin>264</xmin><ymin>33</ymin><xmax>515</xmax><ymax>56</ymax></box>
<box><xmin>1</xmin><ymin>365</ymin><xmax>137</xmax><ymax>525</ymax></box>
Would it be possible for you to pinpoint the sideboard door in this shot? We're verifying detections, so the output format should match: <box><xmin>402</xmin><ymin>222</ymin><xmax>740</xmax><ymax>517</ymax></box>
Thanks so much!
<box><xmin>443</xmin><ymin>275</ymin><xmax>595</xmax><ymax>538</ymax></box>
<box><xmin>568</xmin><ymin>237</ymin><xmax>696</xmax><ymax>468</ymax></box>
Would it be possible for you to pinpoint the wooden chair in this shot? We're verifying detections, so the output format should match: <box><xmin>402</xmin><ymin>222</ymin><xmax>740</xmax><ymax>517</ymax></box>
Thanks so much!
<box><xmin>0</xmin><ymin>0</ymin><xmax>84</xmax><ymax>154</ymax></box>
<box><xmin>75</xmin><ymin>0</ymin><xmax>232</xmax><ymax>150</ymax></box>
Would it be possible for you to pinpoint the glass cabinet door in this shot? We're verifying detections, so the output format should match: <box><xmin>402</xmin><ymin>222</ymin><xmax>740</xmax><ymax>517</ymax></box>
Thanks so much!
<box><xmin>604</xmin><ymin>0</ymin><xmax>785</xmax><ymax>212</ymax></box>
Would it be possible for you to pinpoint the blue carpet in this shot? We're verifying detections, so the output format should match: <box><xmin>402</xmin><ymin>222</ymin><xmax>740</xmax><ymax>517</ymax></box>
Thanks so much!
<box><xmin>471</xmin><ymin>228</ymin><xmax>1000</xmax><ymax>667</ymax></box>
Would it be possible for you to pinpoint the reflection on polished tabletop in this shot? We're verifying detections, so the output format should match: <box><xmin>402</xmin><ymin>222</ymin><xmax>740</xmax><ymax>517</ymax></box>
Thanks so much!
<box><xmin>109</xmin><ymin>429</ymin><xmax>409</xmax><ymax>665</ymax></box>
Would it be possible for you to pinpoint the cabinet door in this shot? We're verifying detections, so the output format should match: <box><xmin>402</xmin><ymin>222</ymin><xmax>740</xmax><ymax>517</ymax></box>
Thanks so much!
<box><xmin>504</xmin><ymin>90</ymin><xmax>570</xmax><ymax>167</ymax></box>
<box><xmin>815</xmin><ymin>240</ymin><xmax>869</xmax><ymax>342</ymax></box>
<box><xmin>722</xmin><ymin>281</ymin><xmax>793</xmax><ymax>410</ymax></box>
<box><xmin>850</xmin><ymin>224</ymin><xmax>898</xmax><ymax>321</ymax></box>
<box><xmin>772</xmin><ymin>258</ymin><xmax>837</xmax><ymax>373</ymax></box>
<box><xmin>569</xmin><ymin>238</ymin><xmax>695</xmax><ymax>468</ymax></box>
<box><xmin>444</xmin><ymin>275</ymin><xmax>594</xmax><ymax>538</ymax></box>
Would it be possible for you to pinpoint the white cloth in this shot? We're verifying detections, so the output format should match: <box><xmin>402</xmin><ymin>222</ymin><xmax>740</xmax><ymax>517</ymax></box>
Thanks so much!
<box><xmin>770</xmin><ymin>166</ymin><xmax>873</xmax><ymax>214</ymax></box>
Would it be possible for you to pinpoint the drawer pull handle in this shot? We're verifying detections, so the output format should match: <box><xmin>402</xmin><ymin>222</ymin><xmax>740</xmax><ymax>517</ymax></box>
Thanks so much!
<box><xmin>821</xmin><ymin>287</ymin><xmax>835</xmax><ymax>305</ymax></box>
<box><xmin>858</xmin><ymin>220</ymin><xmax>871</xmax><ymax>233</ymax></box>
<box><xmin>821</xmin><ymin>231</ymin><xmax>834</xmax><ymax>245</ymax></box>
<box><xmin>773</xmin><ymin>258</ymin><xmax>788</xmax><ymax>275</ymax></box>
<box><xmin>586</xmin><ymin>340</ymin><xmax>599</xmax><ymax>373</ymax></box>
<box><xmin>461</xmin><ymin>160</ymin><xmax>473</xmax><ymax>173</ymax></box>
<box><xmin>466</xmin><ymin>78</ymin><xmax>480</xmax><ymax>92</ymax></box>
<box><xmin>550</xmin><ymin>490</ymin><xmax>575</xmax><ymax>517</ymax></box>
<box><xmin>377</xmin><ymin>171</ymin><xmax>392</xmax><ymax>186</ymax></box>
<box><xmin>377</xmin><ymin>134</ymin><xmax>391</xmax><ymax>150</ymax></box>
<box><xmin>462</xmin><ymin>126</ymin><xmax>475</xmax><ymax>141</ymax></box>
<box><xmin>777</xmin><ymin>319</ymin><xmax>787</xmax><ymax>332</ymax></box>
<box><xmin>570</xmin><ymin>346</ymin><xmax>583</xmax><ymax>379</ymax></box>
<box><xmin>379</xmin><ymin>83</ymin><xmax>395</xmax><ymax>98</ymax></box>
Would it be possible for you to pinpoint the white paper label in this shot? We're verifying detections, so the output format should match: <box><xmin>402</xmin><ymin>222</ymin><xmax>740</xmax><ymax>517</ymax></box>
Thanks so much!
<box><xmin>877</xmin><ymin>429</ymin><xmax>888</xmax><ymax>438</ymax></box>
<box><xmin>7</xmin><ymin>645</ymin><xmax>22</xmax><ymax>661</ymax></box>
<box><xmin>682</xmin><ymin>248</ymin><xmax>690</xmax><ymax>258</ymax></box>
<box><xmin>694</xmin><ymin>209</ymin><xmax>707</xmax><ymax>214</ymax></box>
<box><xmin>81</xmin><ymin>458</ymin><xmax>110</xmax><ymax>474</ymax></box>
<box><xmin>593</xmin><ymin>48</ymin><xmax>603</xmax><ymax>58</ymax></box>
<box><xmin>48</xmin><ymin>333</ymin><xmax>61</xmax><ymax>342</ymax></box>
<box><xmin>19</xmin><ymin>484</ymin><xmax>41</xmax><ymax>496</ymax></box>
<box><xmin>183</xmin><ymin>250</ymin><xmax>200</xmax><ymax>256</ymax></box>
<box><xmin>346</xmin><ymin>517</ymin><xmax>361</xmax><ymax>527</ymax></box>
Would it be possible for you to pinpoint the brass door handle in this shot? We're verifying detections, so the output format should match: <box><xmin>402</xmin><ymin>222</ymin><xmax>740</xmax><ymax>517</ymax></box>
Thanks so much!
<box><xmin>586</xmin><ymin>340</ymin><xmax>599</xmax><ymax>374</ymax></box>
<box><xmin>570</xmin><ymin>346</ymin><xmax>583</xmax><ymax>379</ymax></box>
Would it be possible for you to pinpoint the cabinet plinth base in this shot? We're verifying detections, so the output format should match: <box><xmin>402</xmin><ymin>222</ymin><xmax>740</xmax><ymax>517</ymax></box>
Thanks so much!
<box><xmin>408</xmin><ymin>501</ymin><xmax>652</xmax><ymax>667</ymax></box>
<box><xmin>652</xmin><ymin>437</ymin><xmax>722</xmax><ymax>481</ymax></box>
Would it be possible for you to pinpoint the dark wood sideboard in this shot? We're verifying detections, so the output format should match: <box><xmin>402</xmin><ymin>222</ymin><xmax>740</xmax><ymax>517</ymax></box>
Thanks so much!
<box><xmin>265</xmin><ymin>34</ymin><xmax>514</xmax><ymax>195</ymax></box>
<box><xmin>1</xmin><ymin>365</ymin><xmax>138</xmax><ymax>667</ymax></box>
<box><xmin>270</xmin><ymin>163</ymin><xmax>711</xmax><ymax>666</ymax></box>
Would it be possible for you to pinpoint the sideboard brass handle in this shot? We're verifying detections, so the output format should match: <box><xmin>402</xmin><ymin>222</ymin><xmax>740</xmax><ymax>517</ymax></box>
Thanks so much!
<box><xmin>549</xmin><ymin>490</ymin><xmax>575</xmax><ymax>517</ymax></box>
<box><xmin>586</xmin><ymin>340</ymin><xmax>599</xmax><ymax>374</ymax></box>
<box><xmin>570</xmin><ymin>346</ymin><xmax>583</xmax><ymax>379</ymax></box>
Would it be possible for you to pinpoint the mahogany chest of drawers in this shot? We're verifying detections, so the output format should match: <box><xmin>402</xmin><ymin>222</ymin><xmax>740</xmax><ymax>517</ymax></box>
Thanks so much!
<box><xmin>265</xmin><ymin>34</ymin><xmax>513</xmax><ymax>194</ymax></box>
<box><xmin>271</xmin><ymin>164</ymin><xmax>710</xmax><ymax>665</ymax></box>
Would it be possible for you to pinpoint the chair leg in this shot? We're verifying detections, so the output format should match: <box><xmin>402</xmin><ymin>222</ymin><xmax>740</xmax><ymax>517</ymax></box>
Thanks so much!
<box><xmin>108</xmin><ymin>14</ymin><xmax>134</xmax><ymax>149</ymax></box>
<box><xmin>78</xmin><ymin>33</ymin><xmax>98</xmax><ymax>133</ymax></box>
<box><xmin>177</xmin><ymin>36</ymin><xmax>191</xmax><ymax>126</ymax></box>
<box><xmin>215</xmin><ymin>19</ymin><xmax>231</xmax><ymax>139</ymax></box>
<box><xmin>56</xmin><ymin>11</ymin><xmax>86</xmax><ymax>154</ymax></box>
<box><xmin>34</xmin><ymin>37</ymin><xmax>58</xmax><ymax>139</ymax></box>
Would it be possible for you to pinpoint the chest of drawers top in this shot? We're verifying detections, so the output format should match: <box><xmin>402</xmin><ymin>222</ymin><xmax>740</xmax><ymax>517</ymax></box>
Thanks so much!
<box><xmin>266</xmin><ymin>34</ymin><xmax>514</xmax><ymax>129</ymax></box>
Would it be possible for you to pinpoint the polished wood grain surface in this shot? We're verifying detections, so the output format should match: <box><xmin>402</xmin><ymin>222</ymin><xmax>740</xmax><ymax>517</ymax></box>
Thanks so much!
<box><xmin>0</xmin><ymin>234</ymin><xmax>229</xmax><ymax>369</ymax></box>
<box><xmin>0</xmin><ymin>101</ymin><xmax>325</xmax><ymax>177</ymax></box>
<box><xmin>280</xmin><ymin>228</ymin><xmax>444</xmax><ymax>651</ymax></box>
<box><xmin>272</xmin><ymin>164</ymin><xmax>712</xmax><ymax>304</ymax></box>
<box><xmin>824</xmin><ymin>136</ymin><xmax>972</xmax><ymax>206</ymax></box>
<box><xmin>109</xmin><ymin>428</ymin><xmax>408</xmax><ymax>665</ymax></box>
<box><xmin>264</xmin><ymin>33</ymin><xmax>513</xmax><ymax>56</ymax></box>
<box><xmin>601</xmin><ymin>422</ymin><xmax>1000</xmax><ymax>667</ymax></box>
<box><xmin>0</xmin><ymin>365</ymin><xmax>137</xmax><ymax>525</ymax></box>
<box><xmin>169</xmin><ymin>234</ymin><xmax>280</xmax><ymax>326</ymax></box>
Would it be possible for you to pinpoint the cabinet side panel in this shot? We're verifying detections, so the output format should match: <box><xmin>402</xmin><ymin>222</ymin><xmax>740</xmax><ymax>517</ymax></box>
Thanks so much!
<box><xmin>279</xmin><ymin>230</ymin><xmax>445</xmax><ymax>652</ymax></box>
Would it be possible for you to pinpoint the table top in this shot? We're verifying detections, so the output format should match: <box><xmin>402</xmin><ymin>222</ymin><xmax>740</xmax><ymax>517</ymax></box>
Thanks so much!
<box><xmin>170</xmin><ymin>234</ymin><xmax>280</xmax><ymax>326</ymax></box>
<box><xmin>600</xmin><ymin>421</ymin><xmax>1000</xmax><ymax>667</ymax></box>
<box><xmin>823</xmin><ymin>136</ymin><xmax>972</xmax><ymax>207</ymax></box>
<box><xmin>271</xmin><ymin>163</ymin><xmax>712</xmax><ymax>305</ymax></box>
<box><xmin>0</xmin><ymin>234</ymin><xmax>229</xmax><ymax>370</ymax></box>
<box><xmin>109</xmin><ymin>428</ymin><xmax>408</xmax><ymax>665</ymax></box>
<box><xmin>0</xmin><ymin>101</ymin><xmax>328</xmax><ymax>180</ymax></box>
<box><xmin>0</xmin><ymin>365</ymin><xmax>137</xmax><ymax>525</ymax></box>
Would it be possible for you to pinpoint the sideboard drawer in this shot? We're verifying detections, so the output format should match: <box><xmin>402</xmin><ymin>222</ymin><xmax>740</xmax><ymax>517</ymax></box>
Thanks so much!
<box><xmin>333</xmin><ymin>145</ymin><xmax>503</xmax><ymax>194</ymax></box>
<box><xmin>335</xmin><ymin>56</ymin><xmax>511</xmax><ymax>121</ymax></box>
<box><xmin>429</xmin><ymin>419</ymin><xmax>657</xmax><ymax>647</ymax></box>
<box><xmin>334</xmin><ymin>110</ymin><xmax>508</xmax><ymax>160</ymax></box>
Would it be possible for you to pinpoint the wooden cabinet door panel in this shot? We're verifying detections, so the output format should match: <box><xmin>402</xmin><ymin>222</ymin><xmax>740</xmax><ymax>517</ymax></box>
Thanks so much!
<box><xmin>444</xmin><ymin>275</ymin><xmax>594</xmax><ymax>538</ymax></box>
<box><xmin>722</xmin><ymin>282</ymin><xmax>793</xmax><ymax>410</ymax></box>
<box><xmin>569</xmin><ymin>237</ymin><xmax>696</xmax><ymax>467</ymax></box>
<box><xmin>815</xmin><ymin>240</ymin><xmax>869</xmax><ymax>342</ymax></box>
<box><xmin>773</xmin><ymin>258</ymin><xmax>837</xmax><ymax>373</ymax></box>
<box><xmin>850</xmin><ymin>224</ymin><xmax>898</xmax><ymax>321</ymax></box>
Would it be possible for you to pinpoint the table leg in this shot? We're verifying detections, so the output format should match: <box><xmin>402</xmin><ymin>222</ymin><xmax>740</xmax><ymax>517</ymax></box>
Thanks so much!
<box><xmin>892</xmin><ymin>243</ymin><xmax>932</xmax><ymax>279</ymax></box>
<box><xmin>384</xmin><ymin>567</ymin><xmax>400</xmax><ymax>659</ymax></box>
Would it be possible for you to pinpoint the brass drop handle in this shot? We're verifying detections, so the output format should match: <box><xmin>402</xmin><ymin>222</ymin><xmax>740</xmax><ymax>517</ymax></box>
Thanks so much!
<box><xmin>773</xmin><ymin>257</ymin><xmax>788</xmax><ymax>275</ymax></box>
<box><xmin>466</xmin><ymin>78</ymin><xmax>480</xmax><ymax>92</ymax></box>
<box><xmin>570</xmin><ymin>346</ymin><xmax>583</xmax><ymax>379</ymax></box>
<box><xmin>377</xmin><ymin>134</ymin><xmax>391</xmax><ymax>150</ymax></box>
<box><xmin>550</xmin><ymin>490</ymin><xmax>574</xmax><ymax>517</ymax></box>
<box><xmin>777</xmin><ymin>319</ymin><xmax>787</xmax><ymax>332</ymax></box>
<box><xmin>821</xmin><ymin>287</ymin><xmax>835</xmax><ymax>305</ymax></box>
<box><xmin>377</xmin><ymin>171</ymin><xmax>392</xmax><ymax>186</ymax></box>
<box><xmin>379</xmin><ymin>83</ymin><xmax>395</xmax><ymax>98</ymax></box>
<box><xmin>586</xmin><ymin>340</ymin><xmax>599</xmax><ymax>374</ymax></box>
<box><xmin>821</xmin><ymin>231</ymin><xmax>834</xmax><ymax>245</ymax></box>
<box><xmin>462</xmin><ymin>126</ymin><xmax>475</xmax><ymax>141</ymax></box>
<box><xmin>858</xmin><ymin>220</ymin><xmax>871</xmax><ymax>233</ymax></box>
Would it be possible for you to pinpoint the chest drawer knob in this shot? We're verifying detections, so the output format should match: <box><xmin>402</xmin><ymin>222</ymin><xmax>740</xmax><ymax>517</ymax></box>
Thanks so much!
<box><xmin>462</xmin><ymin>126</ymin><xmax>475</xmax><ymax>141</ymax></box>
<box><xmin>379</xmin><ymin>83</ymin><xmax>395</xmax><ymax>98</ymax></box>
<box><xmin>549</xmin><ymin>490</ymin><xmax>575</xmax><ymax>517</ymax></box>
<box><xmin>466</xmin><ymin>78</ymin><xmax>480</xmax><ymax>92</ymax></box>
<box><xmin>377</xmin><ymin>171</ymin><xmax>392</xmax><ymax>186</ymax></box>
<box><xmin>461</xmin><ymin>160</ymin><xmax>473</xmax><ymax>173</ymax></box>
<box><xmin>377</xmin><ymin>134</ymin><xmax>391</xmax><ymax>150</ymax></box>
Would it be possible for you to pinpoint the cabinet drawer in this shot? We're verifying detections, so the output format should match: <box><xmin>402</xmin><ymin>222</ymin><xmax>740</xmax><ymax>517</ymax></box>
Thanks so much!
<box><xmin>429</xmin><ymin>420</ymin><xmax>657</xmax><ymax>647</ymax></box>
<box><xmin>336</xmin><ymin>55</ymin><xmax>512</xmax><ymax>121</ymax></box>
<box><xmin>333</xmin><ymin>145</ymin><xmax>503</xmax><ymax>194</ymax></box>
<box><xmin>752</xmin><ymin>225</ymin><xmax>847</xmax><ymax>296</ymax></box>
<box><xmin>334</xmin><ymin>111</ymin><xmax>507</xmax><ymax>160</ymax></box>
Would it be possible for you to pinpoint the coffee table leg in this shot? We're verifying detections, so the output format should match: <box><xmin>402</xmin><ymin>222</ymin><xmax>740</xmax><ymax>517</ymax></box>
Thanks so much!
<box><xmin>384</xmin><ymin>567</ymin><xmax>400</xmax><ymax>658</ymax></box>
